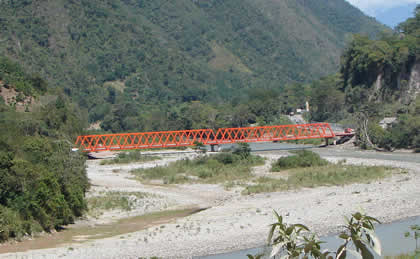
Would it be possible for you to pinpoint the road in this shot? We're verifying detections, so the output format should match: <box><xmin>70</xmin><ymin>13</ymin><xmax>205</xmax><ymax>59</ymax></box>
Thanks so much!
<box><xmin>219</xmin><ymin>142</ymin><xmax>420</xmax><ymax>164</ymax></box>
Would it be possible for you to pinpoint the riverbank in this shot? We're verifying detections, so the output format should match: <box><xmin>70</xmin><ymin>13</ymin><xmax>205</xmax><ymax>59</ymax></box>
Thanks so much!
<box><xmin>1</xmin><ymin>147</ymin><xmax>420</xmax><ymax>258</ymax></box>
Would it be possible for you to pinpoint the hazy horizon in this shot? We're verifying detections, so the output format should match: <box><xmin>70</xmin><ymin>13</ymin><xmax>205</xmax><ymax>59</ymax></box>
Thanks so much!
<box><xmin>346</xmin><ymin>0</ymin><xmax>419</xmax><ymax>28</ymax></box>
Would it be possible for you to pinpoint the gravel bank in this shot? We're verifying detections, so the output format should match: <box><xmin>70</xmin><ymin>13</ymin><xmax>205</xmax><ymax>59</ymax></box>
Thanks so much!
<box><xmin>1</xmin><ymin>149</ymin><xmax>420</xmax><ymax>259</ymax></box>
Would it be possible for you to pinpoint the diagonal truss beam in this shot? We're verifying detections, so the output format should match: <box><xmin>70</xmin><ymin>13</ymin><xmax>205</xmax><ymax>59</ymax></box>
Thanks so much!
<box><xmin>75</xmin><ymin>123</ymin><xmax>335</xmax><ymax>152</ymax></box>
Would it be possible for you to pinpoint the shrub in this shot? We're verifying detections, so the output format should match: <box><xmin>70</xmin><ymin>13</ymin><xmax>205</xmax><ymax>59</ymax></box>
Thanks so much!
<box><xmin>261</xmin><ymin>211</ymin><xmax>382</xmax><ymax>258</ymax></box>
<box><xmin>271</xmin><ymin>150</ymin><xmax>328</xmax><ymax>171</ymax></box>
<box><xmin>213</xmin><ymin>153</ymin><xmax>236</xmax><ymax>165</ymax></box>
<box><xmin>0</xmin><ymin>205</ymin><xmax>25</xmax><ymax>241</ymax></box>
<box><xmin>232</xmin><ymin>143</ymin><xmax>251</xmax><ymax>159</ymax></box>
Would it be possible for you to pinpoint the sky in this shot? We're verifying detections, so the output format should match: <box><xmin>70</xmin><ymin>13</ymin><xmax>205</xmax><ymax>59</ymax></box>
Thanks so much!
<box><xmin>346</xmin><ymin>0</ymin><xmax>419</xmax><ymax>27</ymax></box>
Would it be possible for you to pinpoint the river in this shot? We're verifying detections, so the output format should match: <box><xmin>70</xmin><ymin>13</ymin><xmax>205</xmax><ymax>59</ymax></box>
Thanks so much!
<box><xmin>199</xmin><ymin>142</ymin><xmax>420</xmax><ymax>258</ymax></box>
<box><xmin>199</xmin><ymin>216</ymin><xmax>420</xmax><ymax>258</ymax></box>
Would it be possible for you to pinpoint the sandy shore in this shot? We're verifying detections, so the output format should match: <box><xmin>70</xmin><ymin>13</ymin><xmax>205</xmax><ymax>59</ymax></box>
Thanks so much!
<box><xmin>1</xmin><ymin>148</ymin><xmax>420</xmax><ymax>259</ymax></box>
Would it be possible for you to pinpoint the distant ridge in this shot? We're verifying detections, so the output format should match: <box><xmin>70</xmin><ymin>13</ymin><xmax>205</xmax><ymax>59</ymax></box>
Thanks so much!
<box><xmin>0</xmin><ymin>0</ymin><xmax>386</xmax><ymax>129</ymax></box>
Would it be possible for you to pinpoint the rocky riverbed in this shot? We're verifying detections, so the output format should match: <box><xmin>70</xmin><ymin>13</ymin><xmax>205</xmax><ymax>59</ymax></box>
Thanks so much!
<box><xmin>1</xmin><ymin>147</ymin><xmax>419</xmax><ymax>259</ymax></box>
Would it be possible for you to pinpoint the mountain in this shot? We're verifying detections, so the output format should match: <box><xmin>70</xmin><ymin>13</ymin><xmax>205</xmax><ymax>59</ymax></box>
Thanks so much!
<box><xmin>0</xmin><ymin>0</ymin><xmax>386</xmax><ymax>131</ymax></box>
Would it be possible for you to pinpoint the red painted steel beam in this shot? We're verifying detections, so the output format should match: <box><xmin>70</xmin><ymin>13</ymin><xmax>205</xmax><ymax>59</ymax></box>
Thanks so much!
<box><xmin>75</xmin><ymin>123</ymin><xmax>335</xmax><ymax>152</ymax></box>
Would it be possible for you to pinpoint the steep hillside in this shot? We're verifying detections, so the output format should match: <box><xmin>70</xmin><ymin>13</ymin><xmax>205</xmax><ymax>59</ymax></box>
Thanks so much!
<box><xmin>0</xmin><ymin>0</ymin><xmax>386</xmax><ymax>131</ymax></box>
<box><xmin>0</xmin><ymin>56</ymin><xmax>89</xmax><ymax>241</ymax></box>
<box><xmin>308</xmin><ymin>5</ymin><xmax>420</xmax><ymax>150</ymax></box>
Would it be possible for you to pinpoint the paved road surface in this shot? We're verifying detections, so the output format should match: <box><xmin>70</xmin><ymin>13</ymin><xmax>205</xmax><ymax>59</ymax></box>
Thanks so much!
<box><xmin>217</xmin><ymin>142</ymin><xmax>420</xmax><ymax>164</ymax></box>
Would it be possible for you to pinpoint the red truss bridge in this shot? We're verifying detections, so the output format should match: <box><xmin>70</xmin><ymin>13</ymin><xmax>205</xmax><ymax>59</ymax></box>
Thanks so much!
<box><xmin>74</xmin><ymin>123</ymin><xmax>353</xmax><ymax>152</ymax></box>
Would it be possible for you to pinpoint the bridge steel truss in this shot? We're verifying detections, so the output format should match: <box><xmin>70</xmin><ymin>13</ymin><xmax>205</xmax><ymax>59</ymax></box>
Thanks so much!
<box><xmin>75</xmin><ymin>123</ymin><xmax>336</xmax><ymax>152</ymax></box>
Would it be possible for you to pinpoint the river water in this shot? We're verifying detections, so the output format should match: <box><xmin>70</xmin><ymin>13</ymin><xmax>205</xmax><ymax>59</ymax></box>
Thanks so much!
<box><xmin>199</xmin><ymin>216</ymin><xmax>420</xmax><ymax>258</ymax></box>
<box><xmin>199</xmin><ymin>142</ymin><xmax>420</xmax><ymax>258</ymax></box>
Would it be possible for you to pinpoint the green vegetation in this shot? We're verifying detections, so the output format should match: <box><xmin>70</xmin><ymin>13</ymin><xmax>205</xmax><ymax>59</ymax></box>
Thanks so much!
<box><xmin>260</xmin><ymin>221</ymin><xmax>417</xmax><ymax>259</ymax></box>
<box><xmin>0</xmin><ymin>0</ymin><xmax>385</xmax><ymax>133</ymax></box>
<box><xmin>240</xmin><ymin>151</ymin><xmax>391</xmax><ymax>195</ymax></box>
<box><xmin>0</xmin><ymin>56</ymin><xmax>47</xmax><ymax>95</ymax></box>
<box><xmin>405</xmin><ymin>224</ymin><xmax>420</xmax><ymax>257</ymax></box>
<box><xmin>0</xmin><ymin>57</ymin><xmax>88</xmax><ymax>242</ymax></box>
<box><xmin>307</xmin><ymin>5</ymin><xmax>420</xmax><ymax>151</ymax></box>
<box><xmin>362</xmin><ymin>99</ymin><xmax>420</xmax><ymax>151</ymax></box>
<box><xmin>271</xmin><ymin>150</ymin><xmax>328</xmax><ymax>171</ymax></box>
<box><xmin>131</xmin><ymin>150</ymin><xmax>264</xmax><ymax>184</ymax></box>
<box><xmin>87</xmin><ymin>191</ymin><xmax>150</xmax><ymax>217</ymax></box>
<box><xmin>100</xmin><ymin>151</ymin><xmax>160</xmax><ymax>165</ymax></box>
<box><xmin>251</xmin><ymin>211</ymin><xmax>382</xmax><ymax>258</ymax></box>
<box><xmin>243</xmin><ymin>164</ymin><xmax>391</xmax><ymax>195</ymax></box>
<box><xmin>0</xmin><ymin>0</ymin><xmax>406</xmax><ymax>246</ymax></box>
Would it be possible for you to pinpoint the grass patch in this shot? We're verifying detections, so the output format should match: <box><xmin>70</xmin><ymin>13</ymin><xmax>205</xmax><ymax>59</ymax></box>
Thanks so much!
<box><xmin>208</xmin><ymin>42</ymin><xmax>252</xmax><ymax>73</ymax></box>
<box><xmin>87</xmin><ymin>191</ymin><xmax>150</xmax><ymax>217</ymax></box>
<box><xmin>131</xmin><ymin>152</ymin><xmax>265</xmax><ymax>184</ymax></box>
<box><xmin>100</xmin><ymin>150</ymin><xmax>160</xmax><ymax>165</ymax></box>
<box><xmin>271</xmin><ymin>150</ymin><xmax>328</xmax><ymax>171</ymax></box>
<box><xmin>243</xmin><ymin>164</ymin><xmax>392</xmax><ymax>195</ymax></box>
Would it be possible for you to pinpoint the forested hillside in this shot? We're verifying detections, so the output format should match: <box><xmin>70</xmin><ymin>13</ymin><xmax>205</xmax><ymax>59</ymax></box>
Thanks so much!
<box><xmin>0</xmin><ymin>57</ymin><xmax>89</xmax><ymax>241</ymax></box>
<box><xmin>308</xmin><ymin>5</ymin><xmax>420</xmax><ymax>151</ymax></box>
<box><xmin>0</xmin><ymin>0</ymin><xmax>385</xmax><ymax>132</ymax></box>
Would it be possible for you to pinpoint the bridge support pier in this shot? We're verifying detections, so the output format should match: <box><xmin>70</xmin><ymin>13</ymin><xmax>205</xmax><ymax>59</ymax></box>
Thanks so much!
<box><xmin>325</xmin><ymin>138</ymin><xmax>329</xmax><ymax>146</ymax></box>
<box><xmin>210</xmin><ymin>144</ymin><xmax>218</xmax><ymax>152</ymax></box>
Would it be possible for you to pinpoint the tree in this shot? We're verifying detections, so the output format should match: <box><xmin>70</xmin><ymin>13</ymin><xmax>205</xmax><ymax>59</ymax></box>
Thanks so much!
<box><xmin>396</xmin><ymin>5</ymin><xmax>420</xmax><ymax>35</ymax></box>
<box><xmin>310</xmin><ymin>74</ymin><xmax>345</xmax><ymax>122</ymax></box>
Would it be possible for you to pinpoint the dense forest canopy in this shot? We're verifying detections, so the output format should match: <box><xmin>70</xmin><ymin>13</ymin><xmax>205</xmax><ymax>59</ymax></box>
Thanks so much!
<box><xmin>0</xmin><ymin>57</ymin><xmax>89</xmax><ymax>241</ymax></box>
<box><xmin>308</xmin><ymin>5</ymin><xmax>420</xmax><ymax>150</ymax></box>
<box><xmin>0</xmin><ymin>0</ymin><xmax>386</xmax><ymax>132</ymax></box>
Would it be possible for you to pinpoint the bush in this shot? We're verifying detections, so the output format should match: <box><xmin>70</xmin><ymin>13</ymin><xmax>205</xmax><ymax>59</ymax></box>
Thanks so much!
<box><xmin>262</xmin><ymin>211</ymin><xmax>382</xmax><ymax>258</ymax></box>
<box><xmin>232</xmin><ymin>143</ymin><xmax>251</xmax><ymax>159</ymax></box>
<box><xmin>271</xmin><ymin>150</ymin><xmax>328</xmax><ymax>171</ymax></box>
<box><xmin>213</xmin><ymin>153</ymin><xmax>236</xmax><ymax>165</ymax></box>
<box><xmin>0</xmin><ymin>205</ymin><xmax>25</xmax><ymax>241</ymax></box>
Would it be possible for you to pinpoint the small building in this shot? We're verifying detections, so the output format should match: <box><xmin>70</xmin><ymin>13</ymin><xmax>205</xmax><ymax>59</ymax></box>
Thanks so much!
<box><xmin>379</xmin><ymin>117</ymin><xmax>397</xmax><ymax>129</ymax></box>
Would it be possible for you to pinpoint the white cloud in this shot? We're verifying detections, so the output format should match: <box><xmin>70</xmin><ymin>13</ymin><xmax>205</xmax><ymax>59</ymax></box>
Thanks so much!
<box><xmin>346</xmin><ymin>0</ymin><xmax>420</xmax><ymax>16</ymax></box>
